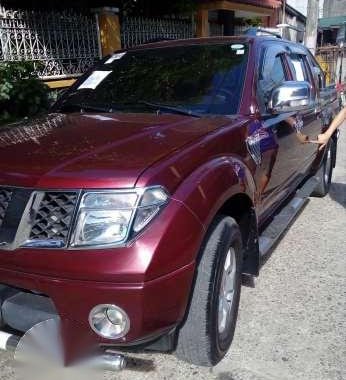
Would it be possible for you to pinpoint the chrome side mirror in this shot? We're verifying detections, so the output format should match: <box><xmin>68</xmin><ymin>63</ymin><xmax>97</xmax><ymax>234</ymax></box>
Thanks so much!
<box><xmin>268</xmin><ymin>81</ymin><xmax>314</xmax><ymax>114</ymax></box>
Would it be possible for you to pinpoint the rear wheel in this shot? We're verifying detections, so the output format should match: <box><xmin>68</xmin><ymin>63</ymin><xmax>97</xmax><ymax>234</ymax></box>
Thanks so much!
<box><xmin>312</xmin><ymin>142</ymin><xmax>335</xmax><ymax>197</ymax></box>
<box><xmin>175</xmin><ymin>215</ymin><xmax>243</xmax><ymax>366</ymax></box>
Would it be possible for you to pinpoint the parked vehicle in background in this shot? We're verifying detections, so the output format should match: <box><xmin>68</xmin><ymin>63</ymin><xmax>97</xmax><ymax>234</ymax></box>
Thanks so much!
<box><xmin>0</xmin><ymin>35</ymin><xmax>339</xmax><ymax>370</ymax></box>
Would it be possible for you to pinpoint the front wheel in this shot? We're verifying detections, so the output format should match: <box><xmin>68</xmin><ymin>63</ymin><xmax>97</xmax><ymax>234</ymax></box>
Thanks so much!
<box><xmin>175</xmin><ymin>215</ymin><xmax>243</xmax><ymax>366</ymax></box>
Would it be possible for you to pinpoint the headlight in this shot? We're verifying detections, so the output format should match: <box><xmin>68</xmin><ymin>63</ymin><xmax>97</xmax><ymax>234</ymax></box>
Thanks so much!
<box><xmin>71</xmin><ymin>187</ymin><xmax>168</xmax><ymax>248</ymax></box>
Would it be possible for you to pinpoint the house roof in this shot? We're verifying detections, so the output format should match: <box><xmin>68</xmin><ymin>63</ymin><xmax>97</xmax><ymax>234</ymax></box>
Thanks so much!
<box><xmin>286</xmin><ymin>3</ymin><xmax>306</xmax><ymax>23</ymax></box>
<box><xmin>232</xmin><ymin>0</ymin><xmax>282</xmax><ymax>8</ymax></box>
<box><xmin>319</xmin><ymin>16</ymin><xmax>346</xmax><ymax>29</ymax></box>
<box><xmin>199</xmin><ymin>0</ymin><xmax>282</xmax><ymax>10</ymax></box>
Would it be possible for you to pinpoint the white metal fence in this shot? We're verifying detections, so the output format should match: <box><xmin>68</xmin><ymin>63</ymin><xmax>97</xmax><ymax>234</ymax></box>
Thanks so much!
<box><xmin>0</xmin><ymin>4</ymin><xmax>101</xmax><ymax>79</ymax></box>
<box><xmin>0</xmin><ymin>5</ymin><xmax>227</xmax><ymax>79</ymax></box>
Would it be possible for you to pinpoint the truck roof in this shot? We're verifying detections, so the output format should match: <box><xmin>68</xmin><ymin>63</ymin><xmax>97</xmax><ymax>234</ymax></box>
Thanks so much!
<box><xmin>123</xmin><ymin>35</ymin><xmax>307</xmax><ymax>54</ymax></box>
<box><xmin>125</xmin><ymin>35</ymin><xmax>276</xmax><ymax>51</ymax></box>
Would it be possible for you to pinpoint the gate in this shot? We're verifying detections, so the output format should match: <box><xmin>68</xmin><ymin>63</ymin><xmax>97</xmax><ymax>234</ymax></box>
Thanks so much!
<box><xmin>209</xmin><ymin>22</ymin><xmax>224</xmax><ymax>37</ymax></box>
<box><xmin>0</xmin><ymin>4</ymin><xmax>101</xmax><ymax>79</ymax></box>
<box><xmin>316</xmin><ymin>46</ymin><xmax>346</xmax><ymax>85</ymax></box>
<box><xmin>121</xmin><ymin>16</ymin><xmax>195</xmax><ymax>49</ymax></box>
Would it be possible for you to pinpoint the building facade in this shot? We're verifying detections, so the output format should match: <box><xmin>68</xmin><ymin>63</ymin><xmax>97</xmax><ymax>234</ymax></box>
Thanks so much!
<box><xmin>323</xmin><ymin>0</ymin><xmax>346</xmax><ymax>18</ymax></box>
<box><xmin>317</xmin><ymin>1</ymin><xmax>346</xmax><ymax>84</ymax></box>
<box><xmin>0</xmin><ymin>0</ymin><xmax>286</xmax><ymax>88</ymax></box>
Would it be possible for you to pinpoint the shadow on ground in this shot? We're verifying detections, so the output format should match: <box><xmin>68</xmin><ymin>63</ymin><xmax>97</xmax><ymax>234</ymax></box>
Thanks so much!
<box><xmin>217</xmin><ymin>373</ymin><xmax>237</xmax><ymax>380</ymax></box>
<box><xmin>329</xmin><ymin>182</ymin><xmax>346</xmax><ymax>208</ymax></box>
<box><xmin>122</xmin><ymin>357</ymin><xmax>155</xmax><ymax>372</ymax></box>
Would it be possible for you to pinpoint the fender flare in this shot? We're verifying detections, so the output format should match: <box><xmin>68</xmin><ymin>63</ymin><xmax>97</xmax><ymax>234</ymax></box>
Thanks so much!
<box><xmin>172</xmin><ymin>156</ymin><xmax>260</xmax><ymax>276</ymax></box>
<box><xmin>171</xmin><ymin>155</ymin><xmax>256</xmax><ymax>229</ymax></box>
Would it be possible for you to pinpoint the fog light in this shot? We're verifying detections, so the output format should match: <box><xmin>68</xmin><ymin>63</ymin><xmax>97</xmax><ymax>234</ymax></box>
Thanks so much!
<box><xmin>89</xmin><ymin>304</ymin><xmax>130</xmax><ymax>339</ymax></box>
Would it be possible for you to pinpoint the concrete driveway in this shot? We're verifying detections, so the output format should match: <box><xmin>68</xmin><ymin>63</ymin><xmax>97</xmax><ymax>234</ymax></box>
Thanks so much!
<box><xmin>0</xmin><ymin>130</ymin><xmax>345</xmax><ymax>380</ymax></box>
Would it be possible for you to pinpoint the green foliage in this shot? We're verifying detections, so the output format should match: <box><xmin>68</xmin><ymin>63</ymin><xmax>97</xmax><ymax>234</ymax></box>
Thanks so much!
<box><xmin>245</xmin><ymin>17</ymin><xmax>262</xmax><ymax>27</ymax></box>
<box><xmin>0</xmin><ymin>61</ymin><xmax>50</xmax><ymax>125</ymax></box>
<box><xmin>234</xmin><ymin>17</ymin><xmax>263</xmax><ymax>27</ymax></box>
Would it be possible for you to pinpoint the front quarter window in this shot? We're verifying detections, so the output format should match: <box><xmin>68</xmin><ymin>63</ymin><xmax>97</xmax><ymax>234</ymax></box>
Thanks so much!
<box><xmin>258</xmin><ymin>52</ymin><xmax>287</xmax><ymax>111</ymax></box>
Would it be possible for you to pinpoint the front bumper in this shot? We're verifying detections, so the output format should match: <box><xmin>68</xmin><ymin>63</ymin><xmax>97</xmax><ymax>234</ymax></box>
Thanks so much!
<box><xmin>0</xmin><ymin>198</ymin><xmax>205</xmax><ymax>364</ymax></box>
<box><xmin>0</xmin><ymin>261</ymin><xmax>195</xmax><ymax>363</ymax></box>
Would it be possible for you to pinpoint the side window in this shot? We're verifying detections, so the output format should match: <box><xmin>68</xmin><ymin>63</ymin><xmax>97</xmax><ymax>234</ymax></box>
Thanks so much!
<box><xmin>309</xmin><ymin>55</ymin><xmax>326</xmax><ymax>90</ymax></box>
<box><xmin>316</xmin><ymin>69</ymin><xmax>325</xmax><ymax>90</ymax></box>
<box><xmin>289</xmin><ymin>54</ymin><xmax>308</xmax><ymax>82</ymax></box>
<box><xmin>289</xmin><ymin>53</ymin><xmax>318</xmax><ymax>101</ymax></box>
<box><xmin>258</xmin><ymin>53</ymin><xmax>287</xmax><ymax>111</ymax></box>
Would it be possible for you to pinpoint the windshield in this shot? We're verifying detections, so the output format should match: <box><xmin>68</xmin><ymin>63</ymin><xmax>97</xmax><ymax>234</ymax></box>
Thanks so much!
<box><xmin>55</xmin><ymin>42</ymin><xmax>249</xmax><ymax>116</ymax></box>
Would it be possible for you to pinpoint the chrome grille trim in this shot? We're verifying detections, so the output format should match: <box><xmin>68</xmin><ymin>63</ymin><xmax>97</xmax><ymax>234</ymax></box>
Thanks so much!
<box><xmin>0</xmin><ymin>187</ymin><xmax>79</xmax><ymax>250</ymax></box>
<box><xmin>28</xmin><ymin>192</ymin><xmax>78</xmax><ymax>245</ymax></box>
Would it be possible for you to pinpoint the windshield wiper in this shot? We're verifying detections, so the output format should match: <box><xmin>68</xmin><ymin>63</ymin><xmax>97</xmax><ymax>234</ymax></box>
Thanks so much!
<box><xmin>140</xmin><ymin>101</ymin><xmax>201</xmax><ymax>118</ymax></box>
<box><xmin>57</xmin><ymin>101</ymin><xmax>202</xmax><ymax>117</ymax></box>
<box><xmin>57</xmin><ymin>103</ymin><xmax>112</xmax><ymax>113</ymax></box>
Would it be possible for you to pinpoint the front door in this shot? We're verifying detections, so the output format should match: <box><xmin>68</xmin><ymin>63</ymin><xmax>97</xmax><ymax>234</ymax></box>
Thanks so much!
<box><xmin>253</xmin><ymin>44</ymin><xmax>305</xmax><ymax>222</ymax></box>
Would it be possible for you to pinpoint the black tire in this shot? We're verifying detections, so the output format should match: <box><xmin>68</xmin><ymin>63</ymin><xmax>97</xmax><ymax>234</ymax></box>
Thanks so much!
<box><xmin>175</xmin><ymin>215</ymin><xmax>243</xmax><ymax>366</ymax></box>
<box><xmin>312</xmin><ymin>141</ymin><xmax>335</xmax><ymax>197</ymax></box>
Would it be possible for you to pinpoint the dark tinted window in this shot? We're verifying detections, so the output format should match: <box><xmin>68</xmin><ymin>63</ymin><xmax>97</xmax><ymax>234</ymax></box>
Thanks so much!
<box><xmin>56</xmin><ymin>43</ymin><xmax>249</xmax><ymax>116</ymax></box>
<box><xmin>261</xmin><ymin>55</ymin><xmax>286</xmax><ymax>91</ymax></box>
<box><xmin>270</xmin><ymin>56</ymin><xmax>286</xmax><ymax>85</ymax></box>
<box><xmin>258</xmin><ymin>53</ymin><xmax>287</xmax><ymax>109</ymax></box>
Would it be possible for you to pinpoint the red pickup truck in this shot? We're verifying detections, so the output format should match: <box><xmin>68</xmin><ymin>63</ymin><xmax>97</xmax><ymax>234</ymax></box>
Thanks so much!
<box><xmin>0</xmin><ymin>36</ymin><xmax>339</xmax><ymax>370</ymax></box>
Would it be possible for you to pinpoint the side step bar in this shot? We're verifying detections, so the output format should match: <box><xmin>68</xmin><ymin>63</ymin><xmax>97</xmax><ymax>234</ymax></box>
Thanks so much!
<box><xmin>259</xmin><ymin>177</ymin><xmax>318</xmax><ymax>258</ymax></box>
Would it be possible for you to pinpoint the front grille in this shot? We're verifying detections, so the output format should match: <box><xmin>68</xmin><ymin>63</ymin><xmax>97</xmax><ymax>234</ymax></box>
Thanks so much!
<box><xmin>0</xmin><ymin>188</ymin><xmax>12</xmax><ymax>229</ymax></box>
<box><xmin>29</xmin><ymin>192</ymin><xmax>78</xmax><ymax>245</ymax></box>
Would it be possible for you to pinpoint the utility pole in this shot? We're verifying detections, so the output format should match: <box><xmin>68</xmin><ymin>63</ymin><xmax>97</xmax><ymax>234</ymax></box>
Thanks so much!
<box><xmin>280</xmin><ymin>0</ymin><xmax>286</xmax><ymax>38</ymax></box>
<box><xmin>282</xmin><ymin>0</ymin><xmax>286</xmax><ymax>25</ymax></box>
<box><xmin>304</xmin><ymin>0</ymin><xmax>320</xmax><ymax>55</ymax></box>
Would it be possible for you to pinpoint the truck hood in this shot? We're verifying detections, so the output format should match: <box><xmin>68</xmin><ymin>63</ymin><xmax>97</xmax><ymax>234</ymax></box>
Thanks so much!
<box><xmin>0</xmin><ymin>113</ymin><xmax>228</xmax><ymax>189</ymax></box>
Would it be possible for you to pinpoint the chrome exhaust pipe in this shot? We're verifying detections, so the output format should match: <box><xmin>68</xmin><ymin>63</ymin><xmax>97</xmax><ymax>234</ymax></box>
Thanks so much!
<box><xmin>0</xmin><ymin>327</ymin><xmax>127</xmax><ymax>372</ymax></box>
<box><xmin>81</xmin><ymin>352</ymin><xmax>127</xmax><ymax>371</ymax></box>
<box><xmin>0</xmin><ymin>330</ymin><xmax>20</xmax><ymax>352</ymax></box>
<box><xmin>97</xmin><ymin>352</ymin><xmax>127</xmax><ymax>371</ymax></box>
